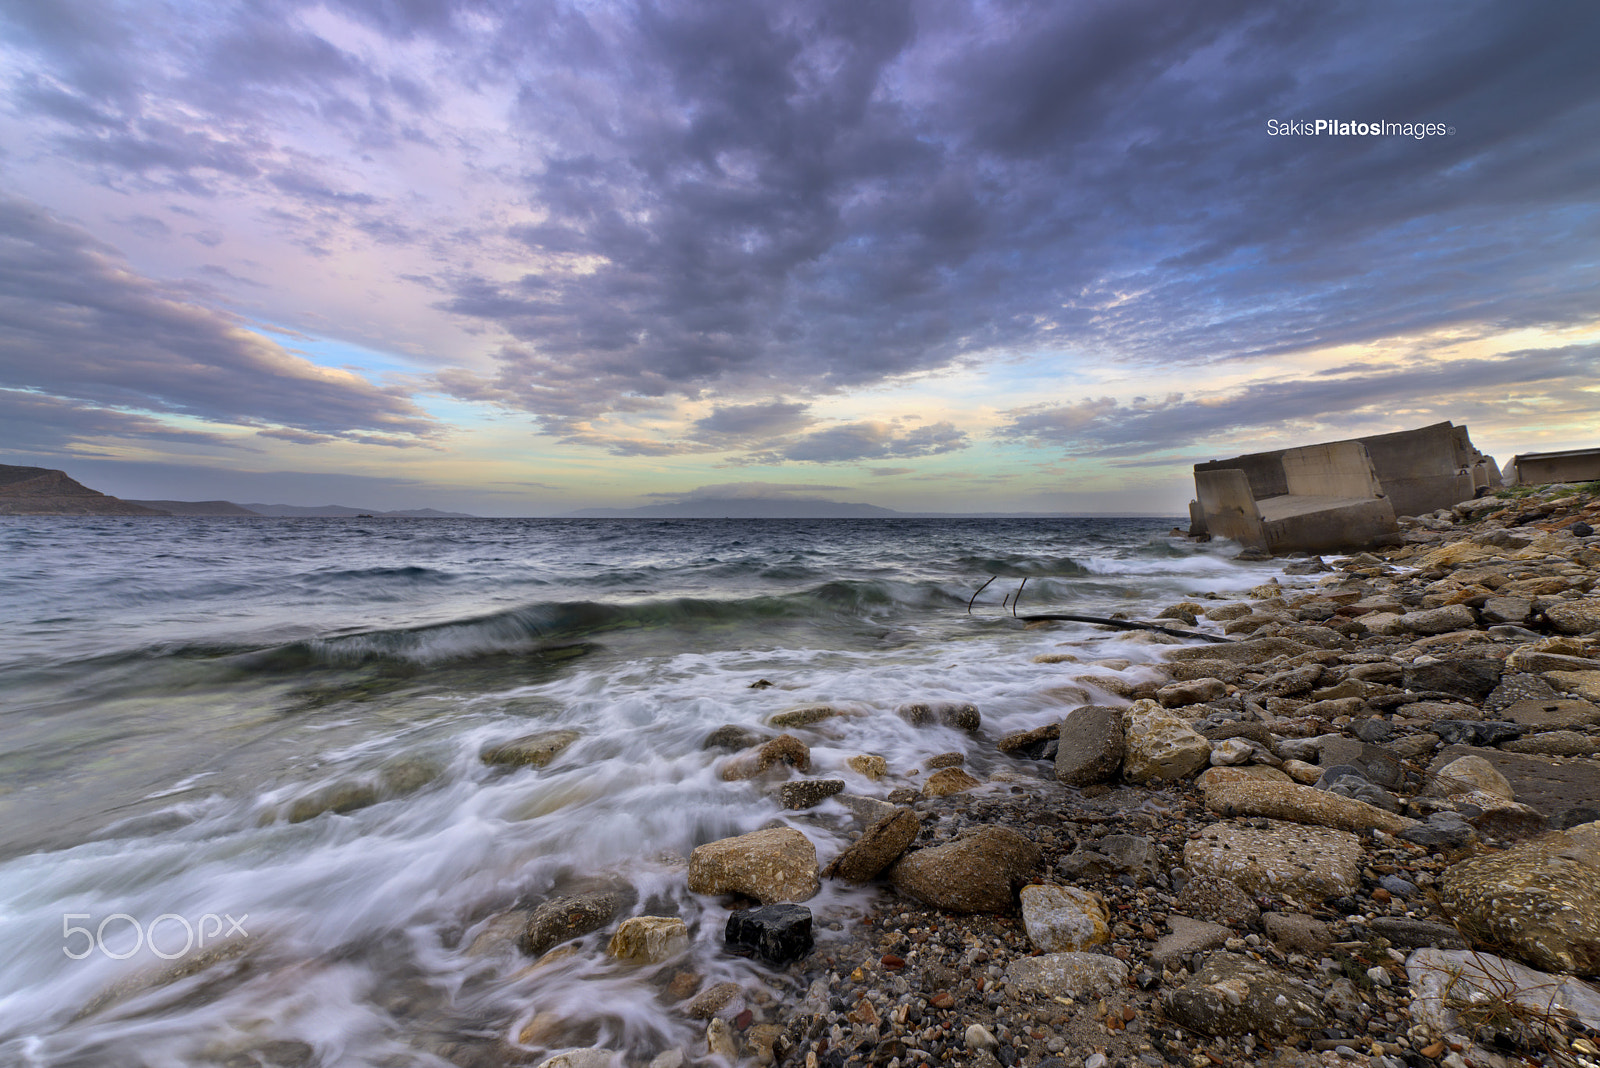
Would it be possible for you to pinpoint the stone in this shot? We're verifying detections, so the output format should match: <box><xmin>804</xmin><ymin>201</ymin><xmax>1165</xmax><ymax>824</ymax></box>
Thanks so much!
<box><xmin>1366</xmin><ymin>917</ymin><xmax>1468</xmax><ymax>951</ymax></box>
<box><xmin>834</xmin><ymin>793</ymin><xmax>899</xmax><ymax>826</ymax></box>
<box><xmin>1316</xmin><ymin>737</ymin><xmax>1403</xmax><ymax>789</ymax></box>
<box><xmin>1003</xmin><ymin>952</ymin><xmax>1129</xmax><ymax>1000</ymax></box>
<box><xmin>1164</xmin><ymin>637</ymin><xmax>1311</xmax><ymax>664</ymax></box>
<box><xmin>1157</xmin><ymin>678</ymin><xmax>1227</xmax><ymax>708</ymax></box>
<box><xmin>1440</xmin><ymin>822</ymin><xmax>1600</xmax><ymax>974</ymax></box>
<box><xmin>889</xmin><ymin>825</ymin><xmax>1041</xmax><ymax>913</ymax></box>
<box><xmin>706</xmin><ymin>1018</ymin><xmax>738</xmax><ymax>1060</ymax></box>
<box><xmin>1281</xmin><ymin>759</ymin><xmax>1321</xmax><ymax>784</ymax></box>
<box><xmin>535</xmin><ymin>1051</ymin><xmax>618</xmax><ymax>1068</ymax></box>
<box><xmin>1055</xmin><ymin>705</ymin><xmax>1125</xmax><ymax>786</ymax></box>
<box><xmin>521</xmin><ymin>890</ymin><xmax>631</xmax><ymax>957</ymax></box>
<box><xmin>1400</xmin><ymin>811</ymin><xmax>1477</xmax><ymax>850</ymax></box>
<box><xmin>721</xmin><ymin>734</ymin><xmax>811</xmax><ymax>780</ymax></box>
<box><xmin>1545</xmin><ymin>598</ymin><xmax>1600</xmax><ymax>635</ymax></box>
<box><xmin>922</xmin><ymin>767</ymin><xmax>981</xmax><ymax>797</ymax></box>
<box><xmin>1480</xmin><ymin>597</ymin><xmax>1534</xmax><ymax>625</ymax></box>
<box><xmin>1184</xmin><ymin>821</ymin><xmax>1362</xmax><ymax>907</ymax></box>
<box><xmin>1151</xmin><ymin>915</ymin><xmax>1230</xmax><ymax>968</ymax></box>
<box><xmin>1173</xmin><ymin>875</ymin><xmax>1261</xmax><ymax>927</ymax></box>
<box><xmin>1206</xmin><ymin>738</ymin><xmax>1256</xmax><ymax>766</ymax></box>
<box><xmin>1451</xmin><ymin>791</ymin><xmax>1548</xmax><ymax>839</ymax></box>
<box><xmin>766</xmin><ymin>705</ymin><xmax>847</xmax><ymax>728</ymax></box>
<box><xmin>896</xmin><ymin>701</ymin><xmax>981</xmax><ymax>732</ymax></box>
<box><xmin>1262</xmin><ymin>913</ymin><xmax>1332</xmax><ymax>954</ymax></box>
<box><xmin>1019</xmin><ymin>884</ymin><xmax>1111</xmax><ymax>952</ymax></box>
<box><xmin>1163</xmin><ymin>953</ymin><xmax>1326</xmax><ymax>1037</ymax></box>
<box><xmin>1399</xmin><ymin>605</ymin><xmax>1477</xmax><ymax>635</ymax></box>
<box><xmin>687</xmin><ymin>981</ymin><xmax>744</xmax><ymax>1018</ymax></box>
<box><xmin>285</xmin><ymin>780</ymin><xmax>381</xmax><ymax>823</ymax></box>
<box><xmin>1500</xmin><ymin>730</ymin><xmax>1600</xmax><ymax>756</ymax></box>
<box><xmin>778</xmin><ymin>779</ymin><xmax>844</xmax><ymax>809</ymax></box>
<box><xmin>481</xmin><ymin>729</ymin><xmax>581</xmax><ymax>768</ymax></box>
<box><xmin>687</xmin><ymin>828</ymin><xmax>820</xmax><ymax>903</ymax></box>
<box><xmin>606</xmin><ymin>916</ymin><xmax>688</xmax><ymax>963</ymax></box>
<box><xmin>924</xmin><ymin>751</ymin><xmax>964</xmax><ymax>769</ymax></box>
<box><xmin>1429</xmin><ymin>720</ymin><xmax>1526</xmax><ymax>747</ymax></box>
<box><xmin>1205</xmin><ymin>603</ymin><xmax>1254</xmax><ymax>621</ymax></box>
<box><xmin>1198</xmin><ymin>765</ymin><xmax>1291</xmax><ymax>790</ymax></box>
<box><xmin>1424</xmin><ymin>755</ymin><xmax>1514</xmax><ymax>800</ymax></box>
<box><xmin>1204</xmin><ymin>780</ymin><xmax>1416</xmax><ymax>834</ymax></box>
<box><xmin>725</xmin><ymin>903</ymin><xmax>813</xmax><ymax>964</ymax></box>
<box><xmin>1253</xmin><ymin>665</ymin><xmax>1325</xmax><ymax>698</ymax></box>
<box><xmin>1121</xmin><ymin>700</ymin><xmax>1212</xmax><ymax>784</ymax></box>
<box><xmin>846</xmin><ymin>754</ymin><xmax>888</xmax><ymax>779</ymax></box>
<box><xmin>998</xmin><ymin>722</ymin><xmax>1060</xmax><ymax>757</ymax></box>
<box><xmin>1402</xmin><ymin>660</ymin><xmax>1503</xmax><ymax>700</ymax></box>
<box><xmin>1406</xmin><ymin>948</ymin><xmax>1600</xmax><ymax>1037</ymax></box>
<box><xmin>703</xmin><ymin>724</ymin><xmax>765</xmax><ymax>751</ymax></box>
<box><xmin>822</xmin><ymin>808</ymin><xmax>920</xmax><ymax>882</ymax></box>
<box><xmin>1547</xmin><ymin>670</ymin><xmax>1600</xmax><ymax>701</ymax></box>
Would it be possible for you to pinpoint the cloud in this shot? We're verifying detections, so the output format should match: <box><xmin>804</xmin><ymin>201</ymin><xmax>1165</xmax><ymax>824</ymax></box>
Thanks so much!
<box><xmin>692</xmin><ymin>400</ymin><xmax>814</xmax><ymax>440</ymax></box>
<box><xmin>764</xmin><ymin>420</ymin><xmax>969</xmax><ymax>463</ymax></box>
<box><xmin>0</xmin><ymin>195</ymin><xmax>440</xmax><ymax>446</ymax></box>
<box><xmin>996</xmin><ymin>345</ymin><xmax>1600</xmax><ymax>455</ymax></box>
<box><xmin>0</xmin><ymin>388</ymin><xmax>244</xmax><ymax>455</ymax></box>
<box><xmin>643</xmin><ymin>481</ymin><xmax>851</xmax><ymax>502</ymax></box>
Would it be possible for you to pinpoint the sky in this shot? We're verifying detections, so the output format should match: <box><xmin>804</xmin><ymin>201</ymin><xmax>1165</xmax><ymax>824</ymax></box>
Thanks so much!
<box><xmin>1</xmin><ymin>0</ymin><xmax>1597</xmax><ymax>516</ymax></box>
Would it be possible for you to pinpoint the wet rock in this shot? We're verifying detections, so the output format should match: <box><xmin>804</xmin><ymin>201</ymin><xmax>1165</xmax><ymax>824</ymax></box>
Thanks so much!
<box><xmin>845</xmin><ymin>753</ymin><xmax>888</xmax><ymax>779</ymax></box>
<box><xmin>521</xmin><ymin>890</ymin><xmax>631</xmax><ymax>957</ymax></box>
<box><xmin>766</xmin><ymin>705</ymin><xmax>847</xmax><ymax>728</ymax></box>
<box><xmin>1366</xmin><ymin>917</ymin><xmax>1468</xmax><ymax>951</ymax></box>
<box><xmin>1402</xmin><ymin>659</ymin><xmax>1503</xmax><ymax>700</ymax></box>
<box><xmin>1121</xmin><ymin>700</ymin><xmax>1212</xmax><ymax>784</ymax></box>
<box><xmin>822</xmin><ymin>808</ymin><xmax>920</xmax><ymax>882</ymax></box>
<box><xmin>1439</xmin><ymin>822</ymin><xmax>1600</xmax><ymax>973</ymax></box>
<box><xmin>1262</xmin><ymin>913</ymin><xmax>1333</xmax><ymax>954</ymax></box>
<box><xmin>1407</xmin><ymin>947</ymin><xmax>1600</xmax><ymax>1037</ymax></box>
<box><xmin>1018</xmin><ymin>884</ymin><xmax>1111</xmax><ymax>951</ymax></box>
<box><xmin>889</xmin><ymin>825</ymin><xmax>1041</xmax><ymax>913</ymax></box>
<box><xmin>1054</xmin><ymin>705</ymin><xmax>1125</xmax><ymax>787</ymax></box>
<box><xmin>1500</xmin><ymin>730</ymin><xmax>1600</xmax><ymax>756</ymax></box>
<box><xmin>1165</xmin><ymin>637</ymin><xmax>1311</xmax><ymax>664</ymax></box>
<box><xmin>757</xmin><ymin>735</ymin><xmax>811</xmax><ymax>772</ymax></box>
<box><xmin>1253</xmin><ymin>664</ymin><xmax>1325</xmax><ymax>698</ymax></box>
<box><xmin>922</xmin><ymin>766</ymin><xmax>981</xmax><ymax>797</ymax></box>
<box><xmin>725</xmin><ymin>903</ymin><xmax>813</xmax><ymax>965</ymax></box>
<box><xmin>703</xmin><ymin>724</ymin><xmax>766</xmax><ymax>751</ymax></box>
<box><xmin>1204</xmin><ymin>780</ymin><xmax>1415</xmax><ymax>834</ymax></box>
<box><xmin>1424</xmin><ymin>755</ymin><xmax>1514</xmax><ymax>800</ymax></box>
<box><xmin>706</xmin><ymin>1018</ymin><xmax>738</xmax><ymax>1060</ymax></box>
<box><xmin>1184</xmin><ymin>821</ymin><xmax>1362</xmax><ymax>907</ymax></box>
<box><xmin>688</xmin><ymin>827</ymin><xmax>820</xmax><ymax>903</ymax></box>
<box><xmin>1151</xmin><ymin>915</ymin><xmax>1230</xmax><ymax>968</ymax></box>
<box><xmin>1163</xmin><ymin>953</ymin><xmax>1326</xmax><ymax>1037</ymax></box>
<box><xmin>778</xmin><ymin>779</ymin><xmax>844</xmax><ymax>809</ymax></box>
<box><xmin>1004</xmin><ymin>952</ymin><xmax>1129</xmax><ymax>1000</ymax></box>
<box><xmin>285</xmin><ymin>780</ymin><xmax>381</xmax><ymax>823</ymax></box>
<box><xmin>924</xmin><ymin>751</ymin><xmax>964</xmax><ymax>769</ymax></box>
<box><xmin>535</xmin><ymin>1051</ymin><xmax>618</xmax><ymax>1068</ymax></box>
<box><xmin>1399</xmin><ymin>811</ymin><xmax>1477</xmax><ymax>850</ymax></box>
<box><xmin>687</xmin><ymin>981</ymin><xmax>745</xmax><ymax>1018</ymax></box>
<box><xmin>607</xmin><ymin>917</ymin><xmax>689</xmax><ymax>963</ymax></box>
<box><xmin>1480</xmin><ymin>597</ymin><xmax>1534</xmax><ymax>625</ymax></box>
<box><xmin>1206</xmin><ymin>738</ymin><xmax>1256</xmax><ymax>766</ymax></box>
<box><xmin>1315</xmin><ymin>738</ymin><xmax>1403</xmax><ymax>789</ymax></box>
<box><xmin>834</xmin><ymin>793</ymin><xmax>899</xmax><ymax>825</ymax></box>
<box><xmin>1173</xmin><ymin>875</ymin><xmax>1261</xmax><ymax>927</ymax></box>
<box><xmin>1545</xmin><ymin>598</ymin><xmax>1600</xmax><ymax>635</ymax></box>
<box><xmin>997</xmin><ymin>722</ymin><xmax>1060</xmax><ymax>757</ymax></box>
<box><xmin>481</xmin><ymin>729</ymin><xmax>582</xmax><ymax>768</ymax></box>
<box><xmin>1157</xmin><ymin>677</ymin><xmax>1227</xmax><ymax>708</ymax></box>
<box><xmin>896</xmin><ymin>700</ymin><xmax>982</xmax><ymax>732</ymax></box>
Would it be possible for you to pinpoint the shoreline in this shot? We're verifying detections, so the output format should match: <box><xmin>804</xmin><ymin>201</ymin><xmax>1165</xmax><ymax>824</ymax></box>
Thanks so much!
<box><xmin>670</xmin><ymin>482</ymin><xmax>1600</xmax><ymax>1068</ymax></box>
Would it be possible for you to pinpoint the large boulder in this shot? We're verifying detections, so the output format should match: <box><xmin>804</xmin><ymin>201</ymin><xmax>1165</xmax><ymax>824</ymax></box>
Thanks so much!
<box><xmin>1545</xmin><ymin>598</ymin><xmax>1600</xmax><ymax>635</ymax></box>
<box><xmin>889</xmin><ymin>826</ymin><xmax>1040</xmax><ymax>913</ymax></box>
<box><xmin>482</xmin><ymin>729</ymin><xmax>581</xmax><ymax>768</ymax></box>
<box><xmin>1184</xmin><ymin>821</ymin><xmax>1362</xmax><ymax>907</ymax></box>
<box><xmin>822</xmin><ymin>808</ymin><xmax>920</xmax><ymax>882</ymax></box>
<box><xmin>1406</xmin><ymin>947</ymin><xmax>1600</xmax><ymax>1038</ymax></box>
<box><xmin>1423</xmin><ymin>755</ymin><xmax>1514</xmax><ymax>800</ymax></box>
<box><xmin>1439</xmin><ymin>822</ymin><xmax>1600</xmax><ymax>974</ymax></box>
<box><xmin>687</xmin><ymin>828</ymin><xmax>820</xmax><ymax>903</ymax></box>
<box><xmin>896</xmin><ymin>701</ymin><xmax>981</xmax><ymax>732</ymax></box>
<box><xmin>1121</xmin><ymin>700</ymin><xmax>1212</xmax><ymax>784</ymax></box>
<box><xmin>1163</xmin><ymin>953</ymin><xmax>1326</xmax><ymax>1037</ymax></box>
<box><xmin>1018</xmin><ymin>884</ymin><xmax>1110</xmax><ymax>952</ymax></box>
<box><xmin>1054</xmin><ymin>705</ymin><xmax>1124</xmax><ymax>786</ymax></box>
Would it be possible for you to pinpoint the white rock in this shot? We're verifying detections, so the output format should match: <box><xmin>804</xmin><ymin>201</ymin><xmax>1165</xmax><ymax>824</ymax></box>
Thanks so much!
<box><xmin>1209</xmin><ymin>738</ymin><xmax>1254</xmax><ymax>766</ymax></box>
<box><xmin>1122</xmin><ymin>700</ymin><xmax>1212</xmax><ymax>783</ymax></box>
<box><xmin>606</xmin><ymin>916</ymin><xmax>688</xmax><ymax>963</ymax></box>
<box><xmin>1019</xmin><ymin>884</ymin><xmax>1110</xmax><ymax>952</ymax></box>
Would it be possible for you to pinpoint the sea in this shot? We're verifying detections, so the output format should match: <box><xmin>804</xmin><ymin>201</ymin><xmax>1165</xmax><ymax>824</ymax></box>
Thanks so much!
<box><xmin>0</xmin><ymin>516</ymin><xmax>1284</xmax><ymax>1067</ymax></box>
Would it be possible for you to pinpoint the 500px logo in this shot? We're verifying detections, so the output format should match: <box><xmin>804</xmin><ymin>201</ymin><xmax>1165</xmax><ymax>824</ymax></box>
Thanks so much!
<box><xmin>62</xmin><ymin>913</ymin><xmax>248</xmax><ymax>960</ymax></box>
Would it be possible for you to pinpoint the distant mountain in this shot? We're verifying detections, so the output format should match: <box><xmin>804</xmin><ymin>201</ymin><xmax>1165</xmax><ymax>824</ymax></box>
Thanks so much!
<box><xmin>128</xmin><ymin>499</ymin><xmax>262</xmax><ymax>516</ymax></box>
<box><xmin>240</xmin><ymin>503</ymin><xmax>477</xmax><ymax>518</ymax></box>
<box><xmin>567</xmin><ymin>496</ymin><xmax>903</xmax><ymax>519</ymax></box>
<box><xmin>0</xmin><ymin>465</ymin><xmax>168</xmax><ymax>516</ymax></box>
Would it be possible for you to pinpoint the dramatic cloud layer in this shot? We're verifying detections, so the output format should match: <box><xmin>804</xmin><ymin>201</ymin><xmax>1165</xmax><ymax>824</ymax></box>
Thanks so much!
<box><xmin>1</xmin><ymin>0</ymin><xmax>1596</xmax><ymax>509</ymax></box>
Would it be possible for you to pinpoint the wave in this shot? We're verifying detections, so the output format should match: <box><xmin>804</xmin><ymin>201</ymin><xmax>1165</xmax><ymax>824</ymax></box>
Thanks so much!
<box><xmin>953</xmin><ymin>554</ymin><xmax>1091</xmax><ymax>577</ymax></box>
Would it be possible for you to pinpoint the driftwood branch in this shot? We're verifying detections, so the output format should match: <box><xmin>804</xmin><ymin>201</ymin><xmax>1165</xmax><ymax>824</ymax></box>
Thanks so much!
<box><xmin>966</xmin><ymin>576</ymin><xmax>995</xmax><ymax>614</ymax></box>
<box><xmin>1015</xmin><ymin>613</ymin><xmax>1235</xmax><ymax>644</ymax></box>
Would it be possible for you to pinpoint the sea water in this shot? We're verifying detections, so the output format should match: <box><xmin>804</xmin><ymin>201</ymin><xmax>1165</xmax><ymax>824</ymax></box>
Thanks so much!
<box><xmin>0</xmin><ymin>516</ymin><xmax>1281</xmax><ymax>1066</ymax></box>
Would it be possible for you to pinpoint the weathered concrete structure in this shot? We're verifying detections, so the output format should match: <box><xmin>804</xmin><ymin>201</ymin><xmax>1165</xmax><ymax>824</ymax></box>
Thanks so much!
<box><xmin>1190</xmin><ymin>422</ymin><xmax>1498</xmax><ymax>554</ymax></box>
<box><xmin>1503</xmin><ymin>447</ymin><xmax>1600</xmax><ymax>487</ymax></box>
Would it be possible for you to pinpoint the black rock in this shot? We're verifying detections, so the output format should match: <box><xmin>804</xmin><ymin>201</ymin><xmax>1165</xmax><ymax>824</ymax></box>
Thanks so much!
<box><xmin>1572</xmin><ymin>521</ymin><xmax>1595</xmax><ymax>538</ymax></box>
<box><xmin>1402</xmin><ymin>660</ymin><xmax>1503</xmax><ymax>701</ymax></box>
<box><xmin>725</xmin><ymin>903</ymin><xmax>813</xmax><ymax>964</ymax></box>
<box><xmin>1430</xmin><ymin>720</ymin><xmax>1526</xmax><ymax>746</ymax></box>
<box><xmin>1366</xmin><ymin>917</ymin><xmax>1468</xmax><ymax>950</ymax></box>
<box><xmin>1350</xmin><ymin>717</ymin><xmax>1394</xmax><ymax>743</ymax></box>
<box><xmin>1399</xmin><ymin>812</ymin><xmax>1475</xmax><ymax>850</ymax></box>
<box><xmin>1314</xmin><ymin>764</ymin><xmax>1370</xmax><ymax>789</ymax></box>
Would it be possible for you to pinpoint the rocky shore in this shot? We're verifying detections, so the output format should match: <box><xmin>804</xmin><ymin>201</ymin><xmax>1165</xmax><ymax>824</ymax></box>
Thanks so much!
<box><xmin>453</xmin><ymin>483</ymin><xmax>1600</xmax><ymax>1068</ymax></box>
